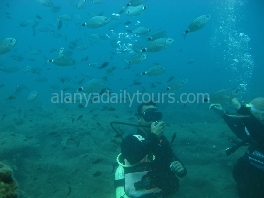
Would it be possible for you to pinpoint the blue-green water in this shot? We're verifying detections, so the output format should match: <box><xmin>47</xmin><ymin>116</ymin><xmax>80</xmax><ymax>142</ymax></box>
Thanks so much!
<box><xmin>0</xmin><ymin>0</ymin><xmax>263</xmax><ymax>197</ymax></box>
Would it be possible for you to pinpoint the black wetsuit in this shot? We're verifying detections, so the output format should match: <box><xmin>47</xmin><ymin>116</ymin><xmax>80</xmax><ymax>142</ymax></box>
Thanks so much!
<box><xmin>222</xmin><ymin>109</ymin><xmax>264</xmax><ymax>198</ymax></box>
<box><xmin>123</xmin><ymin>129</ymin><xmax>187</xmax><ymax>198</ymax></box>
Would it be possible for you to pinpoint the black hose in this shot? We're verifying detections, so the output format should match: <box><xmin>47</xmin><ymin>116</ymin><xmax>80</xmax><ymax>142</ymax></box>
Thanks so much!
<box><xmin>110</xmin><ymin>121</ymin><xmax>150</xmax><ymax>141</ymax></box>
<box><xmin>225</xmin><ymin>137</ymin><xmax>251</xmax><ymax>156</ymax></box>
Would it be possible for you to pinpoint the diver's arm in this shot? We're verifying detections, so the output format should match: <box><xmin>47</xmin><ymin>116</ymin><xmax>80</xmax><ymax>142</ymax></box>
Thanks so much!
<box><xmin>222</xmin><ymin>112</ymin><xmax>248</xmax><ymax>140</ymax></box>
<box><xmin>210</xmin><ymin>103</ymin><xmax>247</xmax><ymax>140</ymax></box>
<box><xmin>171</xmin><ymin>154</ymin><xmax>187</xmax><ymax>178</ymax></box>
<box><xmin>161</xmin><ymin>136</ymin><xmax>187</xmax><ymax>178</ymax></box>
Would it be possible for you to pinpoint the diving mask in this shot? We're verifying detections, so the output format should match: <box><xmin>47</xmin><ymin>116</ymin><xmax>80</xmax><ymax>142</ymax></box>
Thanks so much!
<box><xmin>139</xmin><ymin>108</ymin><xmax>163</xmax><ymax>122</ymax></box>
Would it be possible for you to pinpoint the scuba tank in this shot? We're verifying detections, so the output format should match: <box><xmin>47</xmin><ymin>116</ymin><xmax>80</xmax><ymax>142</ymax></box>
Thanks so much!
<box><xmin>115</xmin><ymin>165</ymin><xmax>129</xmax><ymax>198</ymax></box>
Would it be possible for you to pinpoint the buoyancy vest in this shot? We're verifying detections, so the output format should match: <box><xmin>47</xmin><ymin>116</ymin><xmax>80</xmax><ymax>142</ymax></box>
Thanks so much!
<box><xmin>124</xmin><ymin>155</ymin><xmax>162</xmax><ymax>198</ymax></box>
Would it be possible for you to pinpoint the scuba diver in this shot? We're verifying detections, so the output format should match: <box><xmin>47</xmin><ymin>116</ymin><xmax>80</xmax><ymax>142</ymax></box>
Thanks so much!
<box><xmin>113</xmin><ymin>101</ymin><xmax>187</xmax><ymax>198</ymax></box>
<box><xmin>210</xmin><ymin>97</ymin><xmax>264</xmax><ymax>198</ymax></box>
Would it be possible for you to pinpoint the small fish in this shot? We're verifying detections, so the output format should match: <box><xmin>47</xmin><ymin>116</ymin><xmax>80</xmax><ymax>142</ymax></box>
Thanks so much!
<box><xmin>0</xmin><ymin>38</ymin><xmax>16</xmax><ymax>54</ymax></box>
<box><xmin>92</xmin><ymin>171</ymin><xmax>102</xmax><ymax>177</ymax></box>
<box><xmin>183</xmin><ymin>15</ymin><xmax>211</xmax><ymax>38</ymax></box>
<box><xmin>78</xmin><ymin>104</ymin><xmax>84</xmax><ymax>108</ymax></box>
<box><xmin>127</xmin><ymin>0</ymin><xmax>148</xmax><ymax>6</ymax></box>
<box><xmin>141</xmin><ymin>64</ymin><xmax>165</xmax><ymax>76</ymax></box>
<box><xmin>132</xmin><ymin>81</ymin><xmax>142</xmax><ymax>85</ymax></box>
<box><xmin>92</xmin><ymin>0</ymin><xmax>105</xmax><ymax>4</ymax></box>
<box><xmin>167</xmin><ymin>76</ymin><xmax>174</xmax><ymax>83</ymax></box>
<box><xmin>82</xmin><ymin>16</ymin><xmax>110</xmax><ymax>29</ymax></box>
<box><xmin>147</xmin><ymin>30</ymin><xmax>167</xmax><ymax>41</ymax></box>
<box><xmin>125</xmin><ymin>53</ymin><xmax>147</xmax><ymax>65</ymax></box>
<box><xmin>108</xmin><ymin>107</ymin><xmax>116</xmax><ymax>111</ymax></box>
<box><xmin>170</xmin><ymin>132</ymin><xmax>177</xmax><ymax>144</ymax></box>
<box><xmin>36</xmin><ymin>15</ymin><xmax>42</xmax><ymax>19</ymax></box>
<box><xmin>92</xmin><ymin>114</ymin><xmax>98</xmax><ymax>118</ymax></box>
<box><xmin>142</xmin><ymin>38</ymin><xmax>174</xmax><ymax>52</ymax></box>
<box><xmin>76</xmin><ymin>0</ymin><xmax>86</xmax><ymax>9</ymax></box>
<box><xmin>78</xmin><ymin>79</ymin><xmax>107</xmax><ymax>94</ymax></box>
<box><xmin>166</xmin><ymin>79</ymin><xmax>188</xmax><ymax>91</ymax></box>
<box><xmin>124</xmin><ymin>21</ymin><xmax>132</xmax><ymax>25</ymax></box>
<box><xmin>96</xmin><ymin>122</ymin><xmax>102</xmax><ymax>127</ymax></box>
<box><xmin>77</xmin><ymin>115</ymin><xmax>83</xmax><ymax>121</ymax></box>
<box><xmin>47</xmin><ymin>56</ymin><xmax>76</xmax><ymax>66</ymax></box>
<box><xmin>7</xmin><ymin>94</ymin><xmax>17</xmax><ymax>100</ymax></box>
<box><xmin>187</xmin><ymin>59</ymin><xmax>194</xmax><ymax>64</ymax></box>
<box><xmin>97</xmin><ymin>62</ymin><xmax>109</xmax><ymax>69</ymax></box>
<box><xmin>36</xmin><ymin>0</ymin><xmax>54</xmax><ymax>7</ymax></box>
<box><xmin>204</xmin><ymin>88</ymin><xmax>239</xmax><ymax>104</ymax></box>
<box><xmin>57</xmin><ymin>16</ymin><xmax>62</xmax><ymax>30</ymax></box>
<box><xmin>125</xmin><ymin>5</ymin><xmax>147</xmax><ymax>16</ymax></box>
<box><xmin>11</xmin><ymin>54</ymin><xmax>23</xmax><ymax>62</ymax></box>
<box><xmin>77</xmin><ymin>43</ymin><xmax>88</xmax><ymax>50</ymax></box>
<box><xmin>0</xmin><ymin>65</ymin><xmax>19</xmax><ymax>73</ymax></box>
<box><xmin>52</xmin><ymin>6</ymin><xmax>61</xmax><ymax>13</ymax></box>
<box><xmin>27</xmin><ymin>91</ymin><xmax>38</xmax><ymax>102</ymax></box>
<box><xmin>92</xmin><ymin>158</ymin><xmax>103</xmax><ymax>165</ymax></box>
<box><xmin>133</xmin><ymin>26</ymin><xmax>151</xmax><ymax>35</ymax></box>
<box><xmin>72</xmin><ymin>118</ymin><xmax>75</xmax><ymax>122</ymax></box>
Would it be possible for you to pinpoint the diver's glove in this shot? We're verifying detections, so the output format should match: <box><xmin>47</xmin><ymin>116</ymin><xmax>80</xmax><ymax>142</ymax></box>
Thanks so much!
<box><xmin>151</xmin><ymin>121</ymin><xmax>165</xmax><ymax>138</ymax></box>
<box><xmin>209</xmin><ymin>104</ymin><xmax>226</xmax><ymax>116</ymax></box>
<box><xmin>170</xmin><ymin>161</ymin><xmax>186</xmax><ymax>177</ymax></box>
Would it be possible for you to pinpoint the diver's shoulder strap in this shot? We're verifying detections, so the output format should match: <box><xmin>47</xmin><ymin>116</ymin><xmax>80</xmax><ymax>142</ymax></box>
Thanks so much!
<box><xmin>124</xmin><ymin>162</ymin><xmax>152</xmax><ymax>174</ymax></box>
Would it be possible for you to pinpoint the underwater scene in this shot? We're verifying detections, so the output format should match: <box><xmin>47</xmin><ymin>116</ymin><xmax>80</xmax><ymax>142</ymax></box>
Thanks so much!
<box><xmin>1</xmin><ymin>0</ymin><xmax>264</xmax><ymax>197</ymax></box>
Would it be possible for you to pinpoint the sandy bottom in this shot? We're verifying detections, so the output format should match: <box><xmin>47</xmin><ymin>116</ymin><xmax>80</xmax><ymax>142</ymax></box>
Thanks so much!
<box><xmin>0</xmin><ymin>105</ymin><xmax>246</xmax><ymax>198</ymax></box>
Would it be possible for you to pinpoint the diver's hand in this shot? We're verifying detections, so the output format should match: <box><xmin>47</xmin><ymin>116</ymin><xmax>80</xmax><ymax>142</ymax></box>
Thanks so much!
<box><xmin>228</xmin><ymin>98</ymin><xmax>241</xmax><ymax>110</ymax></box>
<box><xmin>209</xmin><ymin>104</ymin><xmax>226</xmax><ymax>116</ymax></box>
<box><xmin>151</xmin><ymin>121</ymin><xmax>165</xmax><ymax>138</ymax></box>
<box><xmin>170</xmin><ymin>161</ymin><xmax>185</xmax><ymax>175</ymax></box>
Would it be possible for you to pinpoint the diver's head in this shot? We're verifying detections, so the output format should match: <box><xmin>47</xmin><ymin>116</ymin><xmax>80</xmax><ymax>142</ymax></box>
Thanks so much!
<box><xmin>249</xmin><ymin>97</ymin><xmax>264</xmax><ymax>124</ymax></box>
<box><xmin>136</xmin><ymin>101</ymin><xmax>163</xmax><ymax>127</ymax></box>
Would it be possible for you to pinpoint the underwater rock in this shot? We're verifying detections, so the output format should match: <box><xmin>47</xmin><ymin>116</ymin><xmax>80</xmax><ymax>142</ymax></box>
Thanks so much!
<box><xmin>0</xmin><ymin>162</ymin><xmax>19</xmax><ymax>198</ymax></box>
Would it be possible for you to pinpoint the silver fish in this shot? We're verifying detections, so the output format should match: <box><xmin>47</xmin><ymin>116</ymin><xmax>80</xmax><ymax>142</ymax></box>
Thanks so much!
<box><xmin>47</xmin><ymin>56</ymin><xmax>76</xmax><ymax>66</ymax></box>
<box><xmin>76</xmin><ymin>0</ymin><xmax>86</xmax><ymax>9</ymax></box>
<box><xmin>147</xmin><ymin>30</ymin><xmax>167</xmax><ymax>41</ymax></box>
<box><xmin>59</xmin><ymin>14</ymin><xmax>72</xmax><ymax>21</ymax></box>
<box><xmin>127</xmin><ymin>0</ymin><xmax>148</xmax><ymax>6</ymax></box>
<box><xmin>141</xmin><ymin>64</ymin><xmax>165</xmax><ymax>76</ymax></box>
<box><xmin>166</xmin><ymin>79</ymin><xmax>188</xmax><ymax>91</ymax></box>
<box><xmin>27</xmin><ymin>91</ymin><xmax>38</xmax><ymax>102</ymax></box>
<box><xmin>142</xmin><ymin>38</ymin><xmax>174</xmax><ymax>52</ymax></box>
<box><xmin>92</xmin><ymin>0</ymin><xmax>105</xmax><ymax>4</ymax></box>
<box><xmin>206</xmin><ymin>88</ymin><xmax>239</xmax><ymax>104</ymax></box>
<box><xmin>18</xmin><ymin>19</ymin><xmax>32</xmax><ymax>27</ymax></box>
<box><xmin>27</xmin><ymin>48</ymin><xmax>41</xmax><ymax>55</ymax></box>
<box><xmin>78</xmin><ymin>79</ymin><xmax>107</xmax><ymax>94</ymax></box>
<box><xmin>133</xmin><ymin>27</ymin><xmax>151</xmax><ymax>35</ymax></box>
<box><xmin>36</xmin><ymin>0</ymin><xmax>54</xmax><ymax>7</ymax></box>
<box><xmin>0</xmin><ymin>38</ymin><xmax>16</xmax><ymax>54</ymax></box>
<box><xmin>52</xmin><ymin>6</ymin><xmax>61</xmax><ymax>13</ymax></box>
<box><xmin>57</xmin><ymin>16</ymin><xmax>62</xmax><ymax>30</ymax></box>
<box><xmin>125</xmin><ymin>5</ymin><xmax>147</xmax><ymax>16</ymax></box>
<box><xmin>11</xmin><ymin>55</ymin><xmax>24</xmax><ymax>62</ymax></box>
<box><xmin>184</xmin><ymin>15</ymin><xmax>211</xmax><ymax>37</ymax></box>
<box><xmin>0</xmin><ymin>66</ymin><xmax>19</xmax><ymax>73</ymax></box>
<box><xmin>126</xmin><ymin>53</ymin><xmax>147</xmax><ymax>65</ymax></box>
<box><xmin>82</xmin><ymin>16</ymin><xmax>110</xmax><ymax>29</ymax></box>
